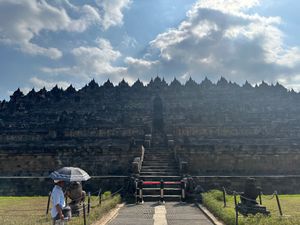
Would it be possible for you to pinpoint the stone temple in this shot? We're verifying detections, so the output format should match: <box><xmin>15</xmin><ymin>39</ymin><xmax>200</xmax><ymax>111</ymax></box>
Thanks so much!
<box><xmin>1</xmin><ymin>76</ymin><xmax>300</xmax><ymax>196</ymax></box>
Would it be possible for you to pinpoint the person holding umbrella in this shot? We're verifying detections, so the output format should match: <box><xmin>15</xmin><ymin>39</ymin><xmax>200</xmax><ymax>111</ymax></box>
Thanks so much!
<box><xmin>51</xmin><ymin>180</ymin><xmax>66</xmax><ymax>225</ymax></box>
<box><xmin>50</xmin><ymin>167</ymin><xmax>91</xmax><ymax>220</ymax></box>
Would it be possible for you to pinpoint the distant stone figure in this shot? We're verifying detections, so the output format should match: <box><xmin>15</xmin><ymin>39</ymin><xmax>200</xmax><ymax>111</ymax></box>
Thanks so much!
<box><xmin>237</xmin><ymin>178</ymin><xmax>270</xmax><ymax>216</ymax></box>
<box><xmin>66</xmin><ymin>182</ymin><xmax>86</xmax><ymax>216</ymax></box>
<box><xmin>194</xmin><ymin>184</ymin><xmax>204</xmax><ymax>203</ymax></box>
<box><xmin>241</xmin><ymin>177</ymin><xmax>260</xmax><ymax>205</ymax></box>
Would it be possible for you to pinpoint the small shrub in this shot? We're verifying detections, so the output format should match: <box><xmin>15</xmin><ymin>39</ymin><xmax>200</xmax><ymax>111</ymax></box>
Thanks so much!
<box><xmin>103</xmin><ymin>191</ymin><xmax>112</xmax><ymax>199</ymax></box>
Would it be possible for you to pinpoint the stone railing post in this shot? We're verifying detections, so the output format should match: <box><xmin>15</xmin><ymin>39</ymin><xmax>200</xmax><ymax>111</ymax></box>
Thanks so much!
<box><xmin>138</xmin><ymin>180</ymin><xmax>144</xmax><ymax>203</ymax></box>
<box><xmin>181</xmin><ymin>180</ymin><xmax>186</xmax><ymax>202</ymax></box>
<box><xmin>160</xmin><ymin>179</ymin><xmax>165</xmax><ymax>203</ymax></box>
<box><xmin>140</xmin><ymin>145</ymin><xmax>145</xmax><ymax>165</ymax></box>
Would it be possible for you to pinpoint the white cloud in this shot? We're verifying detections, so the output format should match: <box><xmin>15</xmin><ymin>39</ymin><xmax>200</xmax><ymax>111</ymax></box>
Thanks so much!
<box><xmin>124</xmin><ymin>57</ymin><xmax>160</xmax><ymax>81</ymax></box>
<box><xmin>121</xmin><ymin>33</ymin><xmax>137</xmax><ymax>48</ymax></box>
<box><xmin>71</xmin><ymin>38</ymin><xmax>124</xmax><ymax>75</ymax></box>
<box><xmin>29</xmin><ymin>76</ymin><xmax>69</xmax><ymax>90</ymax></box>
<box><xmin>190</xmin><ymin>0</ymin><xmax>260</xmax><ymax>13</ymax></box>
<box><xmin>0</xmin><ymin>0</ymin><xmax>69</xmax><ymax>59</ymax></box>
<box><xmin>20</xmin><ymin>87</ymin><xmax>31</xmax><ymax>95</ymax></box>
<box><xmin>11</xmin><ymin>0</ymin><xmax>300</xmax><ymax>90</ymax></box>
<box><xmin>66</xmin><ymin>4</ymin><xmax>101</xmax><ymax>32</ymax></box>
<box><xmin>277</xmin><ymin>74</ymin><xmax>300</xmax><ymax>90</ymax></box>
<box><xmin>125</xmin><ymin>57</ymin><xmax>158</xmax><ymax>68</ymax></box>
<box><xmin>21</xmin><ymin>43</ymin><xmax>63</xmax><ymax>60</ymax></box>
<box><xmin>0</xmin><ymin>0</ymin><xmax>102</xmax><ymax>59</ymax></box>
<box><xmin>40</xmin><ymin>67</ymin><xmax>71</xmax><ymax>75</ymax></box>
<box><xmin>96</xmin><ymin>0</ymin><xmax>131</xmax><ymax>30</ymax></box>
<box><xmin>0</xmin><ymin>0</ymin><xmax>132</xmax><ymax>59</ymax></box>
<box><xmin>123</xmin><ymin>0</ymin><xmax>300</xmax><ymax>85</ymax></box>
<box><xmin>42</xmin><ymin>38</ymin><xmax>127</xmax><ymax>83</ymax></box>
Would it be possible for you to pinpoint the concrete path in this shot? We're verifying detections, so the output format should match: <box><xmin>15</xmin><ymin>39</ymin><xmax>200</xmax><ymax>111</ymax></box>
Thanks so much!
<box><xmin>107</xmin><ymin>202</ymin><xmax>213</xmax><ymax>225</ymax></box>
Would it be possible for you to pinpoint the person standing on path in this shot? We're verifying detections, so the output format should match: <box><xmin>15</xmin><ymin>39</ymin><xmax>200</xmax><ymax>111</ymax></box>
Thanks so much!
<box><xmin>51</xmin><ymin>180</ymin><xmax>66</xmax><ymax>225</ymax></box>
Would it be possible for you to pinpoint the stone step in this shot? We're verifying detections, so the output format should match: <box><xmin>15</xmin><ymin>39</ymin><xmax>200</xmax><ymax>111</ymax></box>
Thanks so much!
<box><xmin>141</xmin><ymin>168</ymin><xmax>179</xmax><ymax>172</ymax></box>
<box><xmin>142</xmin><ymin>163</ymin><xmax>175</xmax><ymax>166</ymax></box>
<box><xmin>141</xmin><ymin>195</ymin><xmax>182</xmax><ymax>201</ymax></box>
<box><xmin>143</xmin><ymin>160</ymin><xmax>174</xmax><ymax>163</ymax></box>
<box><xmin>142</xmin><ymin>163</ymin><xmax>177</xmax><ymax>167</ymax></box>
<box><xmin>144</xmin><ymin>151</ymin><xmax>173</xmax><ymax>153</ymax></box>
<box><xmin>142</xmin><ymin>188</ymin><xmax>181</xmax><ymax>191</ymax></box>
<box><xmin>141</xmin><ymin>170</ymin><xmax>179</xmax><ymax>173</ymax></box>
<box><xmin>141</xmin><ymin>169</ymin><xmax>176</xmax><ymax>172</ymax></box>
<box><xmin>142</xmin><ymin>161</ymin><xmax>177</xmax><ymax>164</ymax></box>
<box><xmin>142</xmin><ymin>160</ymin><xmax>176</xmax><ymax>163</ymax></box>
<box><xmin>143</xmin><ymin>159</ymin><xmax>175</xmax><ymax>162</ymax></box>
<box><xmin>140</xmin><ymin>168</ymin><xmax>178</xmax><ymax>172</ymax></box>
<box><xmin>147</xmin><ymin>156</ymin><xmax>173</xmax><ymax>159</ymax></box>
<box><xmin>141</xmin><ymin>166</ymin><xmax>177</xmax><ymax>169</ymax></box>
<box><xmin>138</xmin><ymin>182</ymin><xmax>181</xmax><ymax>189</ymax></box>
<box><xmin>144</xmin><ymin>152</ymin><xmax>173</xmax><ymax>155</ymax></box>
<box><xmin>143</xmin><ymin>189</ymin><xmax>181</xmax><ymax>196</ymax></box>
<box><xmin>145</xmin><ymin>152</ymin><xmax>172</xmax><ymax>154</ymax></box>
<box><xmin>143</xmin><ymin>156</ymin><xmax>174</xmax><ymax>160</ymax></box>
<box><xmin>141</xmin><ymin>165</ymin><xmax>178</xmax><ymax>169</ymax></box>
<box><xmin>141</xmin><ymin>169</ymin><xmax>178</xmax><ymax>173</ymax></box>
<box><xmin>140</xmin><ymin>175</ymin><xmax>182</xmax><ymax>181</ymax></box>
<box><xmin>144</xmin><ymin>150</ymin><xmax>172</xmax><ymax>153</ymax></box>
<box><xmin>141</xmin><ymin>172</ymin><xmax>179</xmax><ymax>176</ymax></box>
<box><xmin>145</xmin><ymin>148</ymin><xmax>174</xmax><ymax>153</ymax></box>
<box><xmin>142</xmin><ymin>194</ymin><xmax>181</xmax><ymax>197</ymax></box>
<box><xmin>143</xmin><ymin>188</ymin><xmax>181</xmax><ymax>192</ymax></box>
<box><xmin>144</xmin><ymin>154</ymin><xmax>172</xmax><ymax>157</ymax></box>
<box><xmin>140</xmin><ymin>172</ymin><xmax>179</xmax><ymax>176</ymax></box>
<box><xmin>141</xmin><ymin>165</ymin><xmax>179</xmax><ymax>169</ymax></box>
<box><xmin>144</xmin><ymin>156</ymin><xmax>174</xmax><ymax>158</ymax></box>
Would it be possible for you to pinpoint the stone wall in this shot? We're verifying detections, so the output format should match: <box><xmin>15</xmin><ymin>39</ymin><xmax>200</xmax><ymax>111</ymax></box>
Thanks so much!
<box><xmin>0</xmin><ymin>127</ymin><xmax>145</xmax><ymax>143</ymax></box>
<box><xmin>0</xmin><ymin>140</ymin><xmax>142</xmax><ymax>195</ymax></box>
<box><xmin>0</xmin><ymin>143</ymin><xmax>142</xmax><ymax>177</ymax></box>
<box><xmin>175</xmin><ymin>144</ymin><xmax>300</xmax><ymax>175</ymax></box>
<box><xmin>172</xmin><ymin>126</ymin><xmax>300</xmax><ymax>139</ymax></box>
<box><xmin>193</xmin><ymin>176</ymin><xmax>300</xmax><ymax>194</ymax></box>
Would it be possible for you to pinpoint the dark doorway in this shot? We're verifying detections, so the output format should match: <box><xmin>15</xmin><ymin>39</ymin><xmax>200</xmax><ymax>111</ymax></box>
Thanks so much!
<box><xmin>152</xmin><ymin>95</ymin><xmax>164</xmax><ymax>132</ymax></box>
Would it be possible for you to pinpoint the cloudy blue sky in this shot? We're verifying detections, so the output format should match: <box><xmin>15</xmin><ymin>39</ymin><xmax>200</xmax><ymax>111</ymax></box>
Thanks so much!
<box><xmin>0</xmin><ymin>0</ymin><xmax>300</xmax><ymax>99</ymax></box>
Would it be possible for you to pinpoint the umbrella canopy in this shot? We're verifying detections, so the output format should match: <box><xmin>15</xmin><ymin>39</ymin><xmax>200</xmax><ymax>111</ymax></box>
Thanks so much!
<box><xmin>50</xmin><ymin>167</ymin><xmax>91</xmax><ymax>182</ymax></box>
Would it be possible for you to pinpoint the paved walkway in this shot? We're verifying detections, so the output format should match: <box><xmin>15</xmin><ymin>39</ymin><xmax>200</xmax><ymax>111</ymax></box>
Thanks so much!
<box><xmin>107</xmin><ymin>202</ymin><xmax>213</xmax><ymax>225</ymax></box>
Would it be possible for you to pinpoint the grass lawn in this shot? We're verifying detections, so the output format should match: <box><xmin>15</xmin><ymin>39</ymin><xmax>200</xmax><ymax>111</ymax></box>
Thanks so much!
<box><xmin>203</xmin><ymin>190</ymin><xmax>300</xmax><ymax>225</ymax></box>
<box><xmin>0</xmin><ymin>192</ymin><xmax>121</xmax><ymax>225</ymax></box>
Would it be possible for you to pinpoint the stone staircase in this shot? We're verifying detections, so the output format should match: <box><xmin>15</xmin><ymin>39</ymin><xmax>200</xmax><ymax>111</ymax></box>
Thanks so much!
<box><xmin>139</xmin><ymin>147</ymin><xmax>182</xmax><ymax>201</ymax></box>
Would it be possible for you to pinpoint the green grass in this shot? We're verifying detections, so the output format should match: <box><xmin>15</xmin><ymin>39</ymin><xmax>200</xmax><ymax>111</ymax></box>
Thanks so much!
<box><xmin>0</xmin><ymin>192</ymin><xmax>121</xmax><ymax>225</ymax></box>
<box><xmin>202</xmin><ymin>190</ymin><xmax>300</xmax><ymax>225</ymax></box>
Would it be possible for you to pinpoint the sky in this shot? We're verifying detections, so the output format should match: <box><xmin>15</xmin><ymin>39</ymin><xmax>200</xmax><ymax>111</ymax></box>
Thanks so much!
<box><xmin>1</xmin><ymin>0</ymin><xmax>300</xmax><ymax>100</ymax></box>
